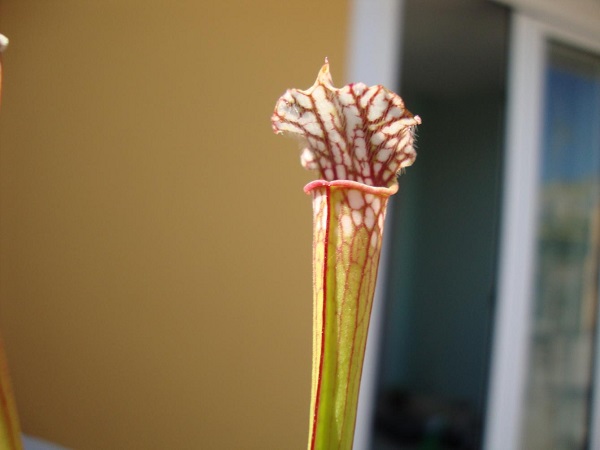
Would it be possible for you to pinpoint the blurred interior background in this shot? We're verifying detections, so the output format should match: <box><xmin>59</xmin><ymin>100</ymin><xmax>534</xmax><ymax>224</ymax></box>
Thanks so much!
<box><xmin>373</xmin><ymin>1</ymin><xmax>508</xmax><ymax>448</ymax></box>
<box><xmin>1</xmin><ymin>1</ymin><xmax>599</xmax><ymax>449</ymax></box>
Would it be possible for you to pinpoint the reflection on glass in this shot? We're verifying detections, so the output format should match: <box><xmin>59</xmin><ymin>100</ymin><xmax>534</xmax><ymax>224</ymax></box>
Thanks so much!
<box><xmin>521</xmin><ymin>43</ymin><xmax>600</xmax><ymax>450</ymax></box>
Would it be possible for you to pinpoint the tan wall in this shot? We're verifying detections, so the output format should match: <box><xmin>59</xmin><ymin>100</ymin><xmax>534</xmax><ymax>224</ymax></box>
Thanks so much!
<box><xmin>0</xmin><ymin>1</ymin><xmax>348</xmax><ymax>448</ymax></box>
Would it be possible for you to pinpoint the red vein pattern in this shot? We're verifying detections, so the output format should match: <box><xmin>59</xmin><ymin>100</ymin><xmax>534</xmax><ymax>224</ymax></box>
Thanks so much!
<box><xmin>272</xmin><ymin>61</ymin><xmax>420</xmax><ymax>450</ymax></box>
<box><xmin>272</xmin><ymin>60</ymin><xmax>420</xmax><ymax>188</ymax></box>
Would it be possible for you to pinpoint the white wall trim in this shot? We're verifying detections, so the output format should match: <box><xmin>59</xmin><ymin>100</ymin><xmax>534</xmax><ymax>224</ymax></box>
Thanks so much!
<box><xmin>490</xmin><ymin>0</ymin><xmax>600</xmax><ymax>44</ymax></box>
<box><xmin>348</xmin><ymin>1</ymin><xmax>405</xmax><ymax>449</ymax></box>
<box><xmin>484</xmin><ymin>13</ymin><xmax>546</xmax><ymax>450</ymax></box>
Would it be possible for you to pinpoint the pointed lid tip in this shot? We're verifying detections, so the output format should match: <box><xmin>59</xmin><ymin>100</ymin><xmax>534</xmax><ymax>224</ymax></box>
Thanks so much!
<box><xmin>316</xmin><ymin>58</ymin><xmax>332</xmax><ymax>86</ymax></box>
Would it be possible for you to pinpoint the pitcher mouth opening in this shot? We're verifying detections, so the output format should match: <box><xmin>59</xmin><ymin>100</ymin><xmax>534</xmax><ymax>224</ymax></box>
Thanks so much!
<box><xmin>304</xmin><ymin>179</ymin><xmax>399</xmax><ymax>197</ymax></box>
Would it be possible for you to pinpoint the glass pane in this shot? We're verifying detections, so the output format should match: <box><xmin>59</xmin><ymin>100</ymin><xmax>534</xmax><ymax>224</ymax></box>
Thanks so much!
<box><xmin>521</xmin><ymin>43</ymin><xmax>600</xmax><ymax>450</ymax></box>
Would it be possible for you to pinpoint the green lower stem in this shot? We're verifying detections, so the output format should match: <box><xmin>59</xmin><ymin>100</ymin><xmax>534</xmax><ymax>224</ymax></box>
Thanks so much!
<box><xmin>306</xmin><ymin>180</ymin><xmax>394</xmax><ymax>450</ymax></box>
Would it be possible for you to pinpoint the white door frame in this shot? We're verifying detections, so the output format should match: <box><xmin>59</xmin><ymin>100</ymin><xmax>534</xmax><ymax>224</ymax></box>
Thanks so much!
<box><xmin>484</xmin><ymin>10</ymin><xmax>600</xmax><ymax>450</ymax></box>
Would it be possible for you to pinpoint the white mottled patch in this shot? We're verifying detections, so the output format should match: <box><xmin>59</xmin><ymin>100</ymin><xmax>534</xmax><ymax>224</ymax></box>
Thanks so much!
<box><xmin>325</xmin><ymin>168</ymin><xmax>334</xmax><ymax>180</ymax></box>
<box><xmin>386</xmin><ymin>138</ymin><xmax>398</xmax><ymax>148</ymax></box>
<box><xmin>341</xmin><ymin>215</ymin><xmax>353</xmax><ymax>237</ymax></box>
<box><xmin>377</xmin><ymin>149</ymin><xmax>392</xmax><ymax>162</ymax></box>
<box><xmin>296</xmin><ymin>93</ymin><xmax>312</xmax><ymax>109</ymax></box>
<box><xmin>364</xmin><ymin>207</ymin><xmax>375</xmax><ymax>229</ymax></box>
<box><xmin>352</xmin><ymin>210</ymin><xmax>363</xmax><ymax>226</ymax></box>
<box><xmin>320</xmin><ymin>102</ymin><xmax>337</xmax><ymax>119</ymax></box>
<box><xmin>313</xmin><ymin>196</ymin><xmax>324</xmax><ymax>222</ymax></box>
<box><xmin>354</xmin><ymin>160</ymin><xmax>363</xmax><ymax>175</ymax></box>
<box><xmin>331</xmin><ymin>146</ymin><xmax>342</xmax><ymax>164</ymax></box>
<box><xmin>344</xmin><ymin>109</ymin><xmax>361</xmax><ymax>131</ymax></box>
<box><xmin>370</xmin><ymin>232</ymin><xmax>378</xmax><ymax>248</ymax></box>
<box><xmin>367</xmin><ymin>93</ymin><xmax>387</xmax><ymax>122</ymax></box>
<box><xmin>386</xmin><ymin>106</ymin><xmax>403</xmax><ymax>121</ymax></box>
<box><xmin>383</xmin><ymin>117</ymin><xmax>418</xmax><ymax>135</ymax></box>
<box><xmin>0</xmin><ymin>34</ymin><xmax>8</xmax><ymax>52</ymax></box>
<box><xmin>301</xmin><ymin>148</ymin><xmax>317</xmax><ymax>169</ymax></box>
<box><xmin>277</xmin><ymin>102</ymin><xmax>295</xmax><ymax>120</ymax></box>
<box><xmin>277</xmin><ymin>122</ymin><xmax>303</xmax><ymax>134</ymax></box>
<box><xmin>332</xmin><ymin>111</ymin><xmax>342</xmax><ymax>130</ymax></box>
<box><xmin>319</xmin><ymin>206</ymin><xmax>327</xmax><ymax>230</ymax></box>
<box><xmin>347</xmin><ymin>190</ymin><xmax>365</xmax><ymax>210</ymax></box>
<box><xmin>371</xmin><ymin>132</ymin><xmax>385</xmax><ymax>146</ymax></box>
<box><xmin>336</xmin><ymin>164</ymin><xmax>346</xmax><ymax>180</ymax></box>
<box><xmin>359</xmin><ymin>87</ymin><xmax>377</xmax><ymax>108</ymax></box>
<box><xmin>299</xmin><ymin>111</ymin><xmax>316</xmax><ymax>125</ymax></box>
<box><xmin>399</xmin><ymin>149</ymin><xmax>416</xmax><ymax>168</ymax></box>
<box><xmin>397</xmin><ymin>132</ymin><xmax>411</xmax><ymax>150</ymax></box>
<box><xmin>382</xmin><ymin>121</ymin><xmax>403</xmax><ymax>135</ymax></box>
<box><xmin>342</xmin><ymin>153</ymin><xmax>351</xmax><ymax>167</ymax></box>
<box><xmin>352</xmin><ymin>83</ymin><xmax>366</xmax><ymax>96</ymax></box>
<box><xmin>372</xmin><ymin>197</ymin><xmax>381</xmax><ymax>214</ymax></box>
<box><xmin>354</xmin><ymin>140</ymin><xmax>367</xmax><ymax>159</ymax></box>
<box><xmin>304</xmin><ymin>121</ymin><xmax>323</xmax><ymax>137</ymax></box>
<box><xmin>391</xmin><ymin>95</ymin><xmax>404</xmax><ymax>107</ymax></box>
<box><xmin>312</xmin><ymin>86</ymin><xmax>327</xmax><ymax>103</ymax></box>
<box><xmin>314</xmin><ymin>194</ymin><xmax>323</xmax><ymax>209</ymax></box>
<box><xmin>307</xmin><ymin>136</ymin><xmax>320</xmax><ymax>148</ymax></box>
<box><xmin>329</xmin><ymin>130</ymin><xmax>343</xmax><ymax>144</ymax></box>
<box><xmin>338</xmin><ymin>90</ymin><xmax>354</xmax><ymax>105</ymax></box>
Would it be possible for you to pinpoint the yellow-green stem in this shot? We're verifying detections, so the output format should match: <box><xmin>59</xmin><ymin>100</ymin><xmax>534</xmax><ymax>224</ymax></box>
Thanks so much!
<box><xmin>306</xmin><ymin>180</ymin><xmax>395</xmax><ymax>450</ymax></box>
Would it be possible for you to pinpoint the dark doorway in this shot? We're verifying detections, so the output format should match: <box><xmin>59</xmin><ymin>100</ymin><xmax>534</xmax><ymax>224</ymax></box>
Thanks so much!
<box><xmin>372</xmin><ymin>1</ymin><xmax>510</xmax><ymax>449</ymax></box>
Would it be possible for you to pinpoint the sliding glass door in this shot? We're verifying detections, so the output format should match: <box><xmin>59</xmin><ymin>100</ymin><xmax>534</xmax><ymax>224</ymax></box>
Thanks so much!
<box><xmin>486</xmin><ymin>13</ymin><xmax>600</xmax><ymax>450</ymax></box>
<box><xmin>521</xmin><ymin>42</ymin><xmax>600</xmax><ymax>450</ymax></box>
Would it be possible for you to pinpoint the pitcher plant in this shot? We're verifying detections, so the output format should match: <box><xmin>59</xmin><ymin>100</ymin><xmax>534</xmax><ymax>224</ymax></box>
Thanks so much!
<box><xmin>272</xmin><ymin>60</ymin><xmax>420</xmax><ymax>450</ymax></box>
